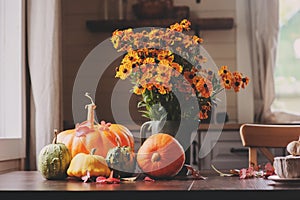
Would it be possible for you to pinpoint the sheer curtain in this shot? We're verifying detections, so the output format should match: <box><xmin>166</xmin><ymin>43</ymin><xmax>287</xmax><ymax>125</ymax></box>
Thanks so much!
<box><xmin>249</xmin><ymin>0</ymin><xmax>300</xmax><ymax>123</ymax></box>
<box><xmin>27</xmin><ymin>0</ymin><xmax>62</xmax><ymax>170</ymax></box>
<box><xmin>248</xmin><ymin>0</ymin><xmax>279</xmax><ymax>123</ymax></box>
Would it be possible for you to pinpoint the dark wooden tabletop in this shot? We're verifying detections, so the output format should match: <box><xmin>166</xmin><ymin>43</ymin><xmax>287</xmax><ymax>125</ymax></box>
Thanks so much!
<box><xmin>1</xmin><ymin>170</ymin><xmax>300</xmax><ymax>190</ymax></box>
<box><xmin>1</xmin><ymin>170</ymin><xmax>300</xmax><ymax>200</ymax></box>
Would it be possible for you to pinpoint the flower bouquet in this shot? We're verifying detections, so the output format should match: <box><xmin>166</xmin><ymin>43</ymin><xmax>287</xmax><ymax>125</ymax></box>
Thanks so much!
<box><xmin>111</xmin><ymin>19</ymin><xmax>249</xmax><ymax>123</ymax></box>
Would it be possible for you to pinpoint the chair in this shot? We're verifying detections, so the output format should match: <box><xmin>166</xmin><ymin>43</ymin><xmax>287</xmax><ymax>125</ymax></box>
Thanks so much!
<box><xmin>239</xmin><ymin>123</ymin><xmax>300</xmax><ymax>168</ymax></box>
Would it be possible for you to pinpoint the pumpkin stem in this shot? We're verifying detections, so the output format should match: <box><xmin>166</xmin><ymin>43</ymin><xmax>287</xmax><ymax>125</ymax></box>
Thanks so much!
<box><xmin>85</xmin><ymin>93</ymin><xmax>96</xmax><ymax>129</ymax></box>
<box><xmin>90</xmin><ymin>148</ymin><xmax>97</xmax><ymax>155</ymax></box>
<box><xmin>151</xmin><ymin>152</ymin><xmax>161</xmax><ymax>163</ymax></box>
<box><xmin>85</xmin><ymin>92</ymin><xmax>95</xmax><ymax>105</ymax></box>
<box><xmin>52</xmin><ymin>129</ymin><xmax>58</xmax><ymax>144</ymax></box>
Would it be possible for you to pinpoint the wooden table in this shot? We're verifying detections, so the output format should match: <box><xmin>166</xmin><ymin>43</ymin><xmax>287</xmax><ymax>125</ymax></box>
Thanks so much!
<box><xmin>0</xmin><ymin>171</ymin><xmax>300</xmax><ymax>199</ymax></box>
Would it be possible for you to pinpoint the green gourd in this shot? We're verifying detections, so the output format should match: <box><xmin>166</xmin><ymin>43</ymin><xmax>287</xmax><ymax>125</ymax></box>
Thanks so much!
<box><xmin>38</xmin><ymin>129</ymin><xmax>72</xmax><ymax>180</ymax></box>
<box><xmin>106</xmin><ymin>139</ymin><xmax>136</xmax><ymax>178</ymax></box>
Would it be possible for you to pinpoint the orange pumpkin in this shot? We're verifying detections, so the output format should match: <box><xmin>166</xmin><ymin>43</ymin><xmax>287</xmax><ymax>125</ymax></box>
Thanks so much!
<box><xmin>57</xmin><ymin>93</ymin><xmax>134</xmax><ymax>158</ymax></box>
<box><xmin>136</xmin><ymin>133</ymin><xmax>185</xmax><ymax>178</ymax></box>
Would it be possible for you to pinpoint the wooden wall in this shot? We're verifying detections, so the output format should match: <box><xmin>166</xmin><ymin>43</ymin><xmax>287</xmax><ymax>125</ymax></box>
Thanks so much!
<box><xmin>61</xmin><ymin>0</ymin><xmax>238</xmax><ymax>128</ymax></box>
<box><xmin>0</xmin><ymin>159</ymin><xmax>22</xmax><ymax>174</ymax></box>
<box><xmin>179</xmin><ymin>0</ymin><xmax>237</xmax><ymax>123</ymax></box>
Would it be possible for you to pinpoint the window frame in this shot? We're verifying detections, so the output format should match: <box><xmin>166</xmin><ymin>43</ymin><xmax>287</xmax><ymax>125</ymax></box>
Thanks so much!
<box><xmin>0</xmin><ymin>0</ymin><xmax>26</xmax><ymax>162</ymax></box>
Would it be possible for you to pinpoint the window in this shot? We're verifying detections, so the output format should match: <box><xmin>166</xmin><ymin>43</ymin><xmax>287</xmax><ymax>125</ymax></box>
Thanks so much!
<box><xmin>272</xmin><ymin>0</ymin><xmax>300</xmax><ymax>114</ymax></box>
<box><xmin>0</xmin><ymin>0</ymin><xmax>25</xmax><ymax>162</ymax></box>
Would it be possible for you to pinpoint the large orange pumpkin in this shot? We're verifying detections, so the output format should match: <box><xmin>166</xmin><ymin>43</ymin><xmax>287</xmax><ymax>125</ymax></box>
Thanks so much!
<box><xmin>136</xmin><ymin>133</ymin><xmax>185</xmax><ymax>178</ymax></box>
<box><xmin>56</xmin><ymin>93</ymin><xmax>134</xmax><ymax>158</ymax></box>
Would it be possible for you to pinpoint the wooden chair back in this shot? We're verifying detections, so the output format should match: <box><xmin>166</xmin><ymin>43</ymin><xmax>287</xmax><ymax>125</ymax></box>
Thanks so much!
<box><xmin>239</xmin><ymin>123</ymin><xmax>300</xmax><ymax>168</ymax></box>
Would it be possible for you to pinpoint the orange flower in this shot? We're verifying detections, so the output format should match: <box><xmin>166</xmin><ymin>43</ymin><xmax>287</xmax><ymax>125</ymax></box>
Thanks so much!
<box><xmin>149</xmin><ymin>29</ymin><xmax>162</xmax><ymax>40</ymax></box>
<box><xmin>143</xmin><ymin>57</ymin><xmax>155</xmax><ymax>64</ymax></box>
<box><xmin>150</xmin><ymin>83</ymin><xmax>169</xmax><ymax>95</ymax></box>
<box><xmin>157</xmin><ymin>85</ymin><xmax>169</xmax><ymax>95</ymax></box>
<box><xmin>115</xmin><ymin>63</ymin><xmax>132</xmax><ymax>80</ymax></box>
<box><xmin>140</xmin><ymin>63</ymin><xmax>153</xmax><ymax>74</ymax></box>
<box><xmin>145</xmin><ymin>82</ymin><xmax>155</xmax><ymax>91</ymax></box>
<box><xmin>232</xmin><ymin>72</ymin><xmax>243</xmax><ymax>92</ymax></box>
<box><xmin>157</xmin><ymin>50</ymin><xmax>174</xmax><ymax>62</ymax></box>
<box><xmin>183</xmin><ymin>36</ymin><xmax>194</xmax><ymax>48</ymax></box>
<box><xmin>175</xmin><ymin>81</ymin><xmax>195</xmax><ymax>96</ymax></box>
<box><xmin>196</xmin><ymin>78</ymin><xmax>213</xmax><ymax>98</ymax></box>
<box><xmin>199</xmin><ymin>101</ymin><xmax>212</xmax><ymax>119</ymax></box>
<box><xmin>184</xmin><ymin>71</ymin><xmax>196</xmax><ymax>84</ymax></box>
<box><xmin>156</xmin><ymin>64</ymin><xmax>172</xmax><ymax>85</ymax></box>
<box><xmin>122</xmin><ymin>33</ymin><xmax>133</xmax><ymax>42</ymax></box>
<box><xmin>112</xmin><ymin>29</ymin><xmax>123</xmax><ymax>37</ymax></box>
<box><xmin>111</xmin><ymin>35</ymin><xmax>120</xmax><ymax>49</ymax></box>
<box><xmin>241</xmin><ymin>76</ymin><xmax>250</xmax><ymax>88</ymax></box>
<box><xmin>192</xmin><ymin>35</ymin><xmax>203</xmax><ymax>44</ymax></box>
<box><xmin>123</xmin><ymin>51</ymin><xmax>140</xmax><ymax>64</ymax></box>
<box><xmin>170</xmin><ymin>62</ymin><xmax>183</xmax><ymax>75</ymax></box>
<box><xmin>133</xmin><ymin>85</ymin><xmax>146</xmax><ymax>95</ymax></box>
<box><xmin>180</xmin><ymin>19</ymin><xmax>191</xmax><ymax>31</ymax></box>
<box><xmin>199</xmin><ymin>110</ymin><xmax>208</xmax><ymax>120</ymax></box>
<box><xmin>170</xmin><ymin>23</ymin><xmax>183</xmax><ymax>32</ymax></box>
<box><xmin>222</xmin><ymin>77</ymin><xmax>232</xmax><ymax>89</ymax></box>
<box><xmin>192</xmin><ymin>76</ymin><xmax>202</xmax><ymax>86</ymax></box>
<box><xmin>218</xmin><ymin>65</ymin><xmax>230</xmax><ymax>77</ymax></box>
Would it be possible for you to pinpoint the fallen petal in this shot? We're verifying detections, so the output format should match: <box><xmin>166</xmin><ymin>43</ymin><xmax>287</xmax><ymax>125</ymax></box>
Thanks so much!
<box><xmin>96</xmin><ymin>179</ymin><xmax>108</xmax><ymax>184</ymax></box>
<box><xmin>81</xmin><ymin>170</ymin><xmax>91</xmax><ymax>183</ymax></box>
<box><xmin>106</xmin><ymin>177</ymin><xmax>121</xmax><ymax>184</ymax></box>
<box><xmin>96</xmin><ymin>176</ymin><xmax>107</xmax><ymax>182</ymax></box>
<box><xmin>143</xmin><ymin>176</ymin><xmax>155</xmax><ymax>182</ymax></box>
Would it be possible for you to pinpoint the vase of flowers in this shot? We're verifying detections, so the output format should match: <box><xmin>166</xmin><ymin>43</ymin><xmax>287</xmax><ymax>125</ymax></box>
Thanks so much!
<box><xmin>110</xmin><ymin>20</ymin><xmax>249</xmax><ymax>164</ymax></box>
<box><xmin>111</xmin><ymin>19</ymin><xmax>249</xmax><ymax>124</ymax></box>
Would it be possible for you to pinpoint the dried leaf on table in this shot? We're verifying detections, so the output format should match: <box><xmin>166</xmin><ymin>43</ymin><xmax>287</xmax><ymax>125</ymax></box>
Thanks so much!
<box><xmin>239</xmin><ymin>167</ymin><xmax>256</xmax><ymax>179</ymax></box>
<box><xmin>184</xmin><ymin>164</ymin><xmax>207</xmax><ymax>180</ymax></box>
<box><xmin>239</xmin><ymin>162</ymin><xmax>275</xmax><ymax>179</ymax></box>
<box><xmin>143</xmin><ymin>176</ymin><xmax>155</xmax><ymax>182</ymax></box>
<box><xmin>96</xmin><ymin>171</ymin><xmax>120</xmax><ymax>184</ymax></box>
<box><xmin>211</xmin><ymin>164</ymin><xmax>235</xmax><ymax>177</ymax></box>
<box><xmin>264</xmin><ymin>162</ymin><xmax>275</xmax><ymax>177</ymax></box>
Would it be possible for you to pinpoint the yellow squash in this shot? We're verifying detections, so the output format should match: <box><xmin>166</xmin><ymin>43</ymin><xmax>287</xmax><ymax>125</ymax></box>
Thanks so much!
<box><xmin>67</xmin><ymin>148</ymin><xmax>111</xmax><ymax>178</ymax></box>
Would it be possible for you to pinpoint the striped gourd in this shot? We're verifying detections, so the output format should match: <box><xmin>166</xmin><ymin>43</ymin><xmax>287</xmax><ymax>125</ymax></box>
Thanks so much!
<box><xmin>38</xmin><ymin>130</ymin><xmax>72</xmax><ymax>180</ymax></box>
<box><xmin>106</xmin><ymin>144</ymin><xmax>136</xmax><ymax>178</ymax></box>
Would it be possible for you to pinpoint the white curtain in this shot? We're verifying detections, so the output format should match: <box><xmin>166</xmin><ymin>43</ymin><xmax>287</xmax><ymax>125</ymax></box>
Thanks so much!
<box><xmin>249</xmin><ymin>0</ymin><xmax>279</xmax><ymax>123</ymax></box>
<box><xmin>249</xmin><ymin>0</ymin><xmax>300</xmax><ymax>123</ymax></box>
<box><xmin>27</xmin><ymin>0</ymin><xmax>62</xmax><ymax>169</ymax></box>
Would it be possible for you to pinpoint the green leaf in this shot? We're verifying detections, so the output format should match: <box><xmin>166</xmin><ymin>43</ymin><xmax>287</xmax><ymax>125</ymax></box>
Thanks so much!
<box><xmin>141</xmin><ymin>114</ymin><xmax>150</xmax><ymax>119</ymax></box>
<box><xmin>139</xmin><ymin>110</ymin><xmax>150</xmax><ymax>115</ymax></box>
<box><xmin>137</xmin><ymin>101</ymin><xmax>146</xmax><ymax>108</ymax></box>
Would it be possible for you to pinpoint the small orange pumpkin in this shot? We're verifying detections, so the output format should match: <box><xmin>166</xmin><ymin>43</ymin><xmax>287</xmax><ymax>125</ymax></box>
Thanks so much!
<box><xmin>57</xmin><ymin>93</ymin><xmax>134</xmax><ymax>158</ymax></box>
<box><xmin>136</xmin><ymin>133</ymin><xmax>185</xmax><ymax>178</ymax></box>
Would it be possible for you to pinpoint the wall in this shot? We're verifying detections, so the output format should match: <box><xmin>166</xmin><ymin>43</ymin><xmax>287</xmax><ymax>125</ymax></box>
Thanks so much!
<box><xmin>61</xmin><ymin>0</ymin><xmax>239</xmax><ymax>128</ymax></box>
<box><xmin>174</xmin><ymin>0</ymin><xmax>238</xmax><ymax>123</ymax></box>
<box><xmin>0</xmin><ymin>159</ymin><xmax>23</xmax><ymax>174</ymax></box>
